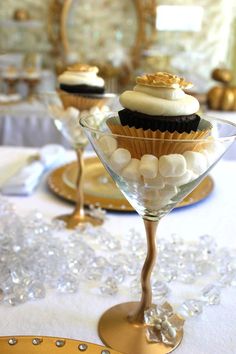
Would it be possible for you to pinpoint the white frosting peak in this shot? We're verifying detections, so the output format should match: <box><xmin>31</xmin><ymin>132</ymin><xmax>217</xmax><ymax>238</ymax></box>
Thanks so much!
<box><xmin>58</xmin><ymin>71</ymin><xmax>104</xmax><ymax>87</ymax></box>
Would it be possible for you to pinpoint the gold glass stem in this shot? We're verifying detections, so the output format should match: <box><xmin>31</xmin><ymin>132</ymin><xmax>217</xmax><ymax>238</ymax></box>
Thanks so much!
<box><xmin>129</xmin><ymin>219</ymin><xmax>159</xmax><ymax>324</ymax></box>
<box><xmin>26</xmin><ymin>79</ymin><xmax>39</xmax><ymax>100</ymax></box>
<box><xmin>5</xmin><ymin>79</ymin><xmax>18</xmax><ymax>94</ymax></box>
<box><xmin>72</xmin><ymin>147</ymin><xmax>85</xmax><ymax>218</ymax></box>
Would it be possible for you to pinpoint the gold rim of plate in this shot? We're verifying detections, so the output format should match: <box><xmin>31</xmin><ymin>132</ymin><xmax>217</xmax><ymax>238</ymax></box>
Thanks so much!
<box><xmin>47</xmin><ymin>156</ymin><xmax>214</xmax><ymax>212</ymax></box>
<box><xmin>0</xmin><ymin>335</ymin><xmax>122</xmax><ymax>353</ymax></box>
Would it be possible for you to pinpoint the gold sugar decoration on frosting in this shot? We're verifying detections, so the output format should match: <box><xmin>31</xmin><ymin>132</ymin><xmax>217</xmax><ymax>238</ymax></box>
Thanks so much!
<box><xmin>136</xmin><ymin>72</ymin><xmax>193</xmax><ymax>89</ymax></box>
<box><xmin>67</xmin><ymin>63</ymin><xmax>98</xmax><ymax>73</ymax></box>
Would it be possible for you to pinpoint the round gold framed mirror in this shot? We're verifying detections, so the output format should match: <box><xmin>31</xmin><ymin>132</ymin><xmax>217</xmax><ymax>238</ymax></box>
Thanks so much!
<box><xmin>48</xmin><ymin>0</ymin><xmax>156</xmax><ymax>79</ymax></box>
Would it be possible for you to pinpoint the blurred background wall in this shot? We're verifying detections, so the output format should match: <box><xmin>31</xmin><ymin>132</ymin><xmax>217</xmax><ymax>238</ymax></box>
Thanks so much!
<box><xmin>0</xmin><ymin>0</ymin><xmax>235</xmax><ymax>92</ymax></box>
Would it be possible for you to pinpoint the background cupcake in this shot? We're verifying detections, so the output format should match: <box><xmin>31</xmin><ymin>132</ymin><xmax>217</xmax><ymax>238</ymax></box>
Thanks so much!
<box><xmin>58</xmin><ymin>63</ymin><xmax>108</xmax><ymax>110</ymax></box>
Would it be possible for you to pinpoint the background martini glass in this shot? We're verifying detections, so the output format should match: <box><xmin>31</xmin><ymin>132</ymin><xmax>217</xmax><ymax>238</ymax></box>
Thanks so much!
<box><xmin>80</xmin><ymin>114</ymin><xmax>236</xmax><ymax>354</ymax></box>
<box><xmin>44</xmin><ymin>91</ymin><xmax>109</xmax><ymax>228</ymax></box>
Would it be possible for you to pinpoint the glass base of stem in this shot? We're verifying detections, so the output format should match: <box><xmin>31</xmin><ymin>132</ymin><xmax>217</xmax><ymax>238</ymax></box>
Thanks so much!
<box><xmin>55</xmin><ymin>212</ymin><xmax>103</xmax><ymax>229</ymax></box>
<box><xmin>98</xmin><ymin>302</ymin><xmax>183</xmax><ymax>354</ymax></box>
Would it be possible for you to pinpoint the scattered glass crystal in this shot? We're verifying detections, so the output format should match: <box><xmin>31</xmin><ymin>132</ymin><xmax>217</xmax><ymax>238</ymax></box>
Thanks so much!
<box><xmin>28</xmin><ymin>281</ymin><xmax>46</xmax><ymax>300</ymax></box>
<box><xmin>230</xmin><ymin>273</ymin><xmax>236</xmax><ymax>287</ymax></box>
<box><xmin>179</xmin><ymin>299</ymin><xmax>204</xmax><ymax>317</ymax></box>
<box><xmin>0</xmin><ymin>289</ymin><xmax>4</xmax><ymax>302</ymax></box>
<box><xmin>201</xmin><ymin>284</ymin><xmax>221</xmax><ymax>305</ymax></box>
<box><xmin>217</xmin><ymin>273</ymin><xmax>235</xmax><ymax>287</ymax></box>
<box><xmin>152</xmin><ymin>281</ymin><xmax>169</xmax><ymax>301</ymax></box>
<box><xmin>177</xmin><ymin>268</ymin><xmax>196</xmax><ymax>284</ymax></box>
<box><xmin>100</xmin><ymin>277</ymin><xmax>118</xmax><ymax>295</ymax></box>
<box><xmin>57</xmin><ymin>274</ymin><xmax>78</xmax><ymax>293</ymax></box>
<box><xmin>0</xmin><ymin>196</ymin><xmax>235</xmax><ymax>325</ymax></box>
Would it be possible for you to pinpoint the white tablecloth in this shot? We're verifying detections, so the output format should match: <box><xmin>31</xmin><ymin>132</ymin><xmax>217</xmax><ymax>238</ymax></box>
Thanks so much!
<box><xmin>0</xmin><ymin>146</ymin><xmax>235</xmax><ymax>354</ymax></box>
<box><xmin>0</xmin><ymin>101</ymin><xmax>69</xmax><ymax>147</ymax></box>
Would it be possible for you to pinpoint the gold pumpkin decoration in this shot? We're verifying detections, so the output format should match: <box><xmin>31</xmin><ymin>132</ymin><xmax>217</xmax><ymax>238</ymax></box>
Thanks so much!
<box><xmin>207</xmin><ymin>68</ymin><xmax>236</xmax><ymax>111</ymax></box>
<box><xmin>211</xmin><ymin>68</ymin><xmax>232</xmax><ymax>84</ymax></box>
<box><xmin>207</xmin><ymin>86</ymin><xmax>236</xmax><ymax>111</ymax></box>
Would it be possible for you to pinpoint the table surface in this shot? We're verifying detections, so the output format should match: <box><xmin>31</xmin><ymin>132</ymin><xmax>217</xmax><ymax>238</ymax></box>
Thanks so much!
<box><xmin>0</xmin><ymin>146</ymin><xmax>235</xmax><ymax>354</ymax></box>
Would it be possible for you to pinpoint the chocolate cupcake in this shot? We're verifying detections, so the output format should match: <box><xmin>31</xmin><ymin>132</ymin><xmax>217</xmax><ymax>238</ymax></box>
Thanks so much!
<box><xmin>118</xmin><ymin>72</ymin><xmax>200</xmax><ymax>133</ymax></box>
<box><xmin>107</xmin><ymin>72</ymin><xmax>211</xmax><ymax>158</ymax></box>
<box><xmin>58</xmin><ymin>63</ymin><xmax>105</xmax><ymax>94</ymax></box>
<box><xmin>58</xmin><ymin>64</ymin><xmax>107</xmax><ymax>110</ymax></box>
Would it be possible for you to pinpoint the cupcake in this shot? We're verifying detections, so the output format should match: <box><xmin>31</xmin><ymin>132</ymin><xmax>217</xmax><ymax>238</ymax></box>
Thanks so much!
<box><xmin>119</xmin><ymin>72</ymin><xmax>200</xmax><ymax>133</ymax></box>
<box><xmin>58</xmin><ymin>63</ymin><xmax>107</xmax><ymax>110</ymax></box>
<box><xmin>107</xmin><ymin>72</ymin><xmax>211</xmax><ymax>158</ymax></box>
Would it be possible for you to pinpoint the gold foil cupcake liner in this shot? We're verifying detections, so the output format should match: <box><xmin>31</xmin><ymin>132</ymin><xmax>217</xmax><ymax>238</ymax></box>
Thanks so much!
<box><xmin>59</xmin><ymin>90</ymin><xmax>108</xmax><ymax>111</ymax></box>
<box><xmin>107</xmin><ymin>117</ymin><xmax>211</xmax><ymax>158</ymax></box>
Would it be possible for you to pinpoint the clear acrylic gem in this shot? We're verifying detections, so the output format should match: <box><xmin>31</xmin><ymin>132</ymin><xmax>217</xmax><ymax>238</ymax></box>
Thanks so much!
<box><xmin>159</xmin><ymin>266</ymin><xmax>177</xmax><ymax>282</ymax></box>
<box><xmin>152</xmin><ymin>281</ymin><xmax>169</xmax><ymax>300</ymax></box>
<box><xmin>178</xmin><ymin>269</ymin><xmax>196</xmax><ymax>284</ymax></box>
<box><xmin>180</xmin><ymin>299</ymin><xmax>204</xmax><ymax>317</ymax></box>
<box><xmin>56</xmin><ymin>274</ymin><xmax>78</xmax><ymax>293</ymax></box>
<box><xmin>28</xmin><ymin>281</ymin><xmax>46</xmax><ymax>300</ymax></box>
<box><xmin>201</xmin><ymin>284</ymin><xmax>220</xmax><ymax>305</ymax></box>
<box><xmin>217</xmin><ymin>273</ymin><xmax>234</xmax><ymax>287</ymax></box>
<box><xmin>7</xmin><ymin>285</ymin><xmax>28</xmax><ymax>306</ymax></box>
<box><xmin>100</xmin><ymin>277</ymin><xmax>118</xmax><ymax>295</ymax></box>
<box><xmin>230</xmin><ymin>272</ymin><xmax>236</xmax><ymax>286</ymax></box>
<box><xmin>0</xmin><ymin>288</ymin><xmax>4</xmax><ymax>302</ymax></box>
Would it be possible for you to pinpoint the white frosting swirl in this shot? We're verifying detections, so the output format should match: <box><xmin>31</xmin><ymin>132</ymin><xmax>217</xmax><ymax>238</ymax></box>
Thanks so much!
<box><xmin>134</xmin><ymin>85</ymin><xmax>185</xmax><ymax>100</ymax></box>
<box><xmin>119</xmin><ymin>90</ymin><xmax>199</xmax><ymax>116</ymax></box>
<box><xmin>58</xmin><ymin>71</ymin><xmax>104</xmax><ymax>87</ymax></box>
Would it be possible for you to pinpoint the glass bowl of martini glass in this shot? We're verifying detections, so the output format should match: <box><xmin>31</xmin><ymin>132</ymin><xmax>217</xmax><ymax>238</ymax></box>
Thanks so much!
<box><xmin>43</xmin><ymin>91</ymin><xmax>112</xmax><ymax>228</ymax></box>
<box><xmin>80</xmin><ymin>113</ymin><xmax>236</xmax><ymax>354</ymax></box>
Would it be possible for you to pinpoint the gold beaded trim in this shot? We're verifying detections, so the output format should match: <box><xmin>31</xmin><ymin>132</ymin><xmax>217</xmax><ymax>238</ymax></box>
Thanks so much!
<box><xmin>136</xmin><ymin>72</ymin><xmax>193</xmax><ymax>89</ymax></box>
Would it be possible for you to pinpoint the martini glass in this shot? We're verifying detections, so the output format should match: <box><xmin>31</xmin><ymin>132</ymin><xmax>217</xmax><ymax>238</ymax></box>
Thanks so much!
<box><xmin>43</xmin><ymin>91</ymin><xmax>109</xmax><ymax>228</ymax></box>
<box><xmin>80</xmin><ymin>114</ymin><xmax>236</xmax><ymax>354</ymax></box>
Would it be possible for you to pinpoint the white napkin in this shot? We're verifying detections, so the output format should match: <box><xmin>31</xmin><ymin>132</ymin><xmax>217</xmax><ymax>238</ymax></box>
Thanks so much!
<box><xmin>1</xmin><ymin>145</ymin><xmax>65</xmax><ymax>196</ymax></box>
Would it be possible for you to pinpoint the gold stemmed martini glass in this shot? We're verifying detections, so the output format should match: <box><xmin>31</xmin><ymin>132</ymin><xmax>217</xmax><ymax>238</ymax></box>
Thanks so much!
<box><xmin>80</xmin><ymin>113</ymin><xmax>236</xmax><ymax>354</ymax></box>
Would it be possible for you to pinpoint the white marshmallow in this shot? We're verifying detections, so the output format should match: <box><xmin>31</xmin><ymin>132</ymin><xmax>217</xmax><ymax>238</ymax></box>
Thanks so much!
<box><xmin>204</xmin><ymin>140</ymin><xmax>224</xmax><ymax>159</ymax></box>
<box><xmin>89</xmin><ymin>106</ymin><xmax>100</xmax><ymax>115</ymax></box>
<box><xmin>122</xmin><ymin>158</ymin><xmax>141</xmax><ymax>182</ymax></box>
<box><xmin>143</xmin><ymin>189</ymin><xmax>169</xmax><ymax>209</ymax></box>
<box><xmin>159</xmin><ymin>185</ymin><xmax>178</xmax><ymax>200</ymax></box>
<box><xmin>201</xmin><ymin>150</ymin><xmax>215</xmax><ymax>167</ymax></box>
<box><xmin>165</xmin><ymin>170</ymin><xmax>193</xmax><ymax>186</ymax></box>
<box><xmin>146</xmin><ymin>199</ymin><xmax>169</xmax><ymax>210</ymax></box>
<box><xmin>143</xmin><ymin>188</ymin><xmax>160</xmax><ymax>201</ymax></box>
<box><xmin>66</xmin><ymin>106</ymin><xmax>79</xmax><ymax>120</ymax></box>
<box><xmin>183</xmin><ymin>151</ymin><xmax>207</xmax><ymax>176</ymax></box>
<box><xmin>79</xmin><ymin>110</ymin><xmax>89</xmax><ymax>118</ymax></box>
<box><xmin>100</xmin><ymin>105</ymin><xmax>110</xmax><ymax>113</ymax></box>
<box><xmin>144</xmin><ymin>173</ymin><xmax>165</xmax><ymax>189</ymax></box>
<box><xmin>139</xmin><ymin>154</ymin><xmax>158</xmax><ymax>179</ymax></box>
<box><xmin>110</xmin><ymin>148</ymin><xmax>131</xmax><ymax>171</ymax></box>
<box><xmin>159</xmin><ymin>154</ymin><xmax>187</xmax><ymax>177</ymax></box>
<box><xmin>98</xmin><ymin>136</ymin><xmax>117</xmax><ymax>156</ymax></box>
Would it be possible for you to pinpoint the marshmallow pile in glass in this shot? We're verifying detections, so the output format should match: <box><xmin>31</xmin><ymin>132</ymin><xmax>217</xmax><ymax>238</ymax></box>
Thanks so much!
<box><xmin>89</xmin><ymin>116</ymin><xmax>228</xmax><ymax>219</ymax></box>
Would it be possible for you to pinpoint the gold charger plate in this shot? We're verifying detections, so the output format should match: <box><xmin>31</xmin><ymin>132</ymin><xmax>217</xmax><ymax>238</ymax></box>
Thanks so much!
<box><xmin>48</xmin><ymin>157</ymin><xmax>214</xmax><ymax>212</ymax></box>
<box><xmin>0</xmin><ymin>335</ymin><xmax>122</xmax><ymax>354</ymax></box>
